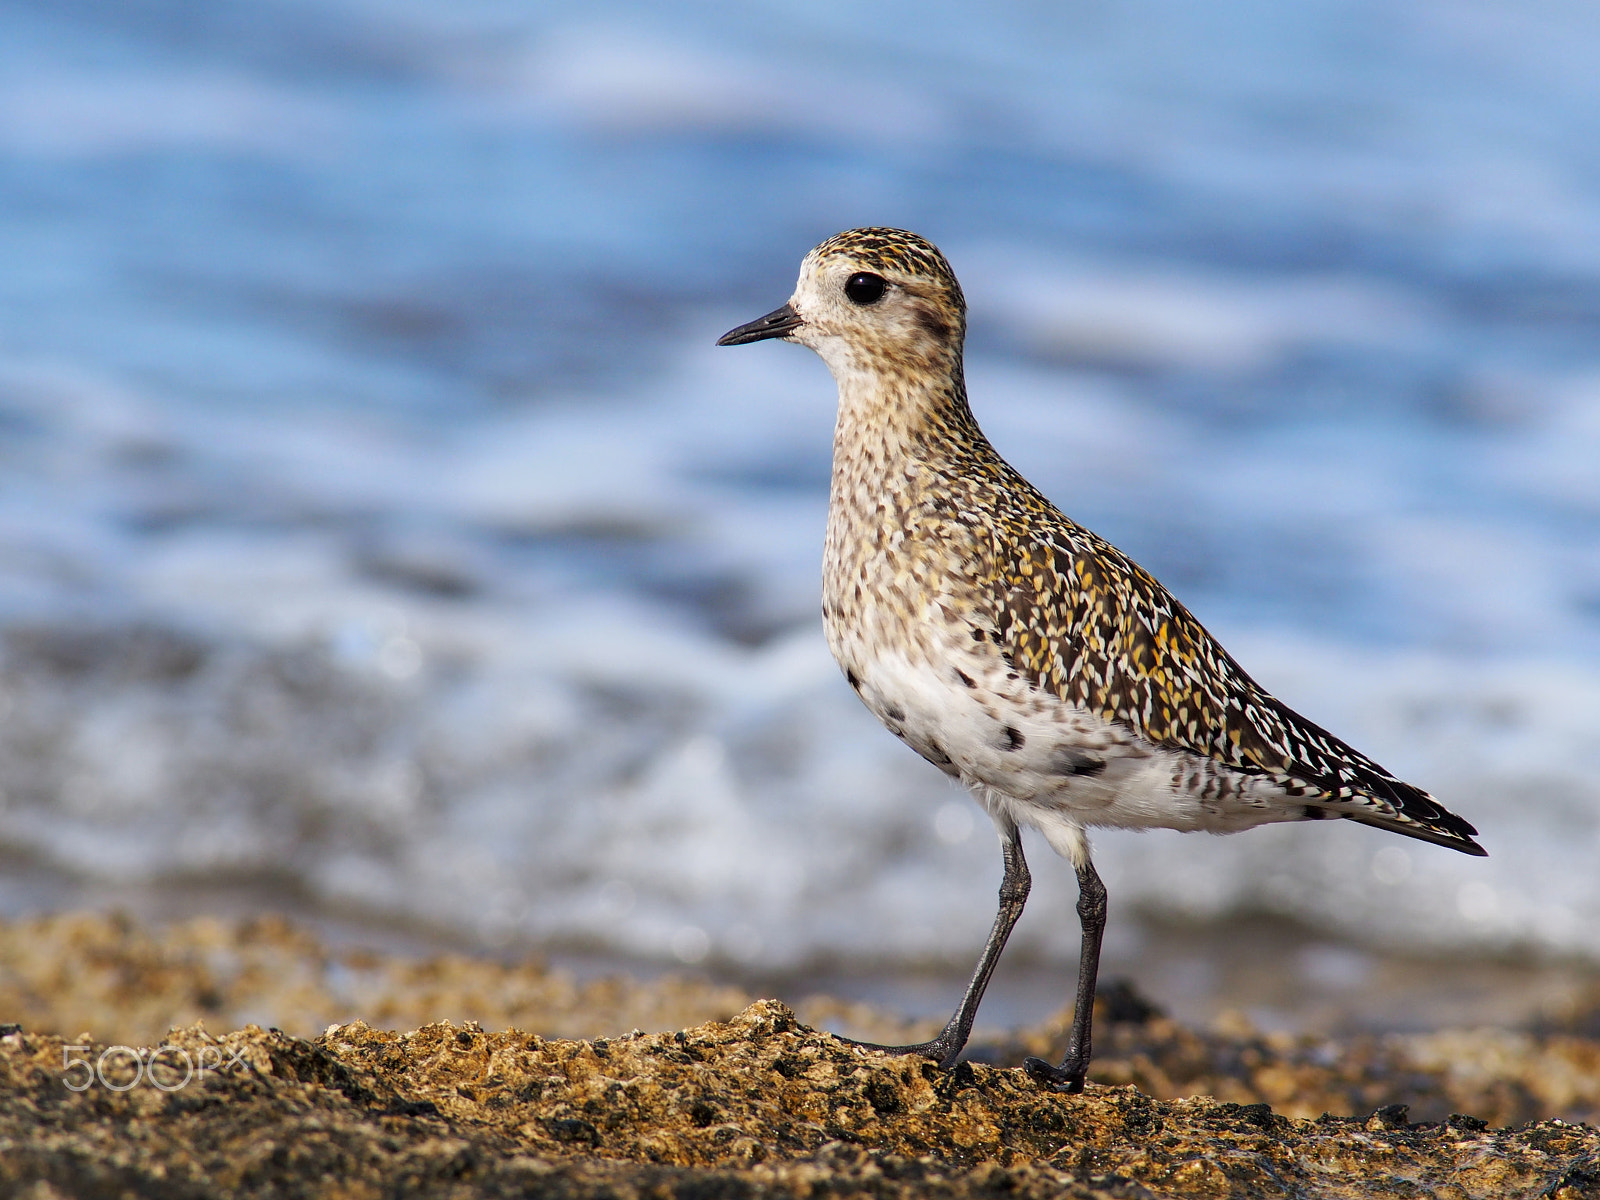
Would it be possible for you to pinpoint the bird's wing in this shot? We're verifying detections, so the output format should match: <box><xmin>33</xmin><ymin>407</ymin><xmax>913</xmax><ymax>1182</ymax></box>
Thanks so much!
<box><xmin>989</xmin><ymin>514</ymin><xmax>1484</xmax><ymax>856</ymax></box>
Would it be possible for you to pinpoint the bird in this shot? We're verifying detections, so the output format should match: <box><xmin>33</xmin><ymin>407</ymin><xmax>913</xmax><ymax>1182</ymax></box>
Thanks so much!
<box><xmin>716</xmin><ymin>227</ymin><xmax>1485</xmax><ymax>1093</ymax></box>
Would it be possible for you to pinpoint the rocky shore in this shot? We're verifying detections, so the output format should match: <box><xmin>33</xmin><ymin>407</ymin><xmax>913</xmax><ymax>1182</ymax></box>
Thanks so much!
<box><xmin>3</xmin><ymin>912</ymin><xmax>1598</xmax><ymax>1198</ymax></box>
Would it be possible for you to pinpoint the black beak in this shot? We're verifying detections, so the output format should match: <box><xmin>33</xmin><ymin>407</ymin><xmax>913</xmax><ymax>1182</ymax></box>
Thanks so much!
<box><xmin>716</xmin><ymin>302</ymin><xmax>803</xmax><ymax>346</ymax></box>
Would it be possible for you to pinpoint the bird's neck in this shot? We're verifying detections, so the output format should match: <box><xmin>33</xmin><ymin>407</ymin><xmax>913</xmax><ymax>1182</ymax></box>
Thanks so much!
<box><xmin>829</xmin><ymin>355</ymin><xmax>986</xmax><ymax>479</ymax></box>
<box><xmin>822</xmin><ymin>354</ymin><xmax>996</xmax><ymax>621</ymax></box>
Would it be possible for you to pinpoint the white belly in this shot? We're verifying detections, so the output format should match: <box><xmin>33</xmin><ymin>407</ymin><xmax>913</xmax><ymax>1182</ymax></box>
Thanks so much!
<box><xmin>832</xmin><ymin>631</ymin><xmax>1305</xmax><ymax>850</ymax></box>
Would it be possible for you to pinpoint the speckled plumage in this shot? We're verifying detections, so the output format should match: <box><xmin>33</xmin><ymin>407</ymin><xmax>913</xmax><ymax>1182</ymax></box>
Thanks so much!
<box><xmin>719</xmin><ymin>226</ymin><xmax>1484</xmax><ymax>1090</ymax></box>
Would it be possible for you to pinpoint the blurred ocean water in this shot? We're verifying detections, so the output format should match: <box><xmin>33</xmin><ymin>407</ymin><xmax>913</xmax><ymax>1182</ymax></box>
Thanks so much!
<box><xmin>0</xmin><ymin>0</ymin><xmax>1598</xmax><ymax>980</ymax></box>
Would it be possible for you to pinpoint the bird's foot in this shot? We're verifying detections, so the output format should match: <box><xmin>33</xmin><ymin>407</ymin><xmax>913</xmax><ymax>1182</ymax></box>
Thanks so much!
<box><xmin>1023</xmin><ymin>1055</ymin><xmax>1086</xmax><ymax>1093</ymax></box>
<box><xmin>838</xmin><ymin>1029</ymin><xmax>965</xmax><ymax>1071</ymax></box>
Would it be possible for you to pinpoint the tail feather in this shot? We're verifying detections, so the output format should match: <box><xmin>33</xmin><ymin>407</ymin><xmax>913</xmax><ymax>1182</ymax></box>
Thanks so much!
<box><xmin>1355</xmin><ymin>769</ymin><xmax>1481</xmax><ymax>843</ymax></box>
<box><xmin>1252</xmin><ymin>694</ymin><xmax>1484</xmax><ymax>855</ymax></box>
<box><xmin>1340</xmin><ymin>809</ymin><xmax>1488</xmax><ymax>857</ymax></box>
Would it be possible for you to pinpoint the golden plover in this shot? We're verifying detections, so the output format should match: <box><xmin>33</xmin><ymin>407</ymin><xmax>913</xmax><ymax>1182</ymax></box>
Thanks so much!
<box><xmin>717</xmin><ymin>227</ymin><xmax>1485</xmax><ymax>1092</ymax></box>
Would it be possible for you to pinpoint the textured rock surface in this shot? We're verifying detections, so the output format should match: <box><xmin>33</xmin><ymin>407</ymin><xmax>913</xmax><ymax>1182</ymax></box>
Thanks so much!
<box><xmin>3</xmin><ymin>913</ymin><xmax>1600</xmax><ymax>1198</ymax></box>
<box><xmin>1001</xmin><ymin>992</ymin><xmax>1600</xmax><ymax>1129</ymax></box>
<box><xmin>2</xmin><ymin>1005</ymin><xmax>1598</xmax><ymax>1199</ymax></box>
<box><xmin>5</xmin><ymin>912</ymin><xmax>1599</xmax><ymax>1128</ymax></box>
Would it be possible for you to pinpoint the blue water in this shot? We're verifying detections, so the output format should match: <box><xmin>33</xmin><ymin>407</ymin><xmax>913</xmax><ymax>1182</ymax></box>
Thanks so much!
<box><xmin>1</xmin><ymin>0</ymin><xmax>1598</xmax><ymax>975</ymax></box>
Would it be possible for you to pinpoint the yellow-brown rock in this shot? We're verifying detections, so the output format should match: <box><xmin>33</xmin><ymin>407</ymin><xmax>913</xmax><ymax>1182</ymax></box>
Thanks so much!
<box><xmin>4</xmin><ymin>913</ymin><xmax>1600</xmax><ymax>1198</ymax></box>
<box><xmin>0</xmin><ymin>1005</ymin><xmax>1597</xmax><ymax>1199</ymax></box>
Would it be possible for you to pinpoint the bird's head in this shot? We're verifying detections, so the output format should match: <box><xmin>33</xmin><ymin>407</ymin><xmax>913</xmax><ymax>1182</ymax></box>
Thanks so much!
<box><xmin>718</xmin><ymin>228</ymin><xmax>966</xmax><ymax>382</ymax></box>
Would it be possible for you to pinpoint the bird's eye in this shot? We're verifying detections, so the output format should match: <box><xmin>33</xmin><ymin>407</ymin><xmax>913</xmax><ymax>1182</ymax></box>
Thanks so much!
<box><xmin>844</xmin><ymin>272</ymin><xmax>887</xmax><ymax>305</ymax></box>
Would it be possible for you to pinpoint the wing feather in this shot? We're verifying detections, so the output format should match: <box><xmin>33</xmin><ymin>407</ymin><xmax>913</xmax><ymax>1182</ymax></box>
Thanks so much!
<box><xmin>986</xmin><ymin>501</ymin><xmax>1484</xmax><ymax>856</ymax></box>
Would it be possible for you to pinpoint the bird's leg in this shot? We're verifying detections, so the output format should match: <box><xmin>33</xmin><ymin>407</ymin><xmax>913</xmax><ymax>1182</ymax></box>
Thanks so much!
<box><xmin>1024</xmin><ymin>856</ymin><xmax>1107</xmax><ymax>1093</ymax></box>
<box><xmin>841</xmin><ymin>822</ymin><xmax>1030</xmax><ymax>1069</ymax></box>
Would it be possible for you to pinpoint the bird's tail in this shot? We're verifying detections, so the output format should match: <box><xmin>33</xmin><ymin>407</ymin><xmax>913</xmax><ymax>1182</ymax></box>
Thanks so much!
<box><xmin>1340</xmin><ymin>810</ymin><xmax>1487</xmax><ymax>857</ymax></box>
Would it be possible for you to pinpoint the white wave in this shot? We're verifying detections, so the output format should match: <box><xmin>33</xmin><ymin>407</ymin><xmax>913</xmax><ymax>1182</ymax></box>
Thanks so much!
<box><xmin>3</xmin><ymin>0</ymin><xmax>1600</xmax><ymax>976</ymax></box>
<box><xmin>476</xmin><ymin>23</ymin><xmax>946</xmax><ymax>145</ymax></box>
<box><xmin>2</xmin><ymin>339</ymin><xmax>1598</xmax><ymax>970</ymax></box>
<box><xmin>958</xmin><ymin>249</ymin><xmax>1441</xmax><ymax>373</ymax></box>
